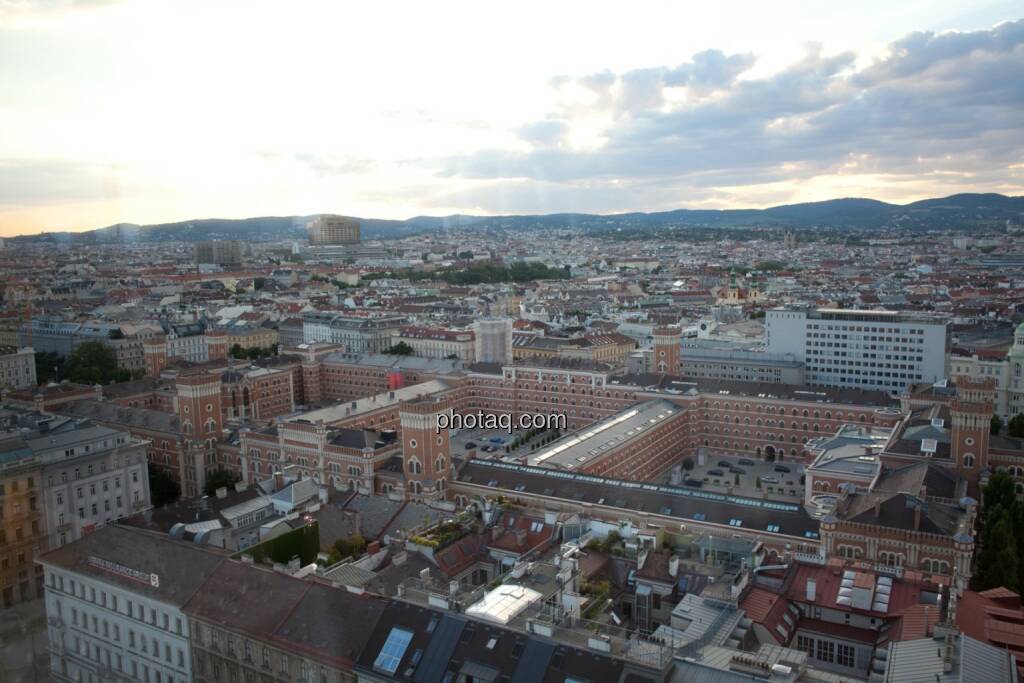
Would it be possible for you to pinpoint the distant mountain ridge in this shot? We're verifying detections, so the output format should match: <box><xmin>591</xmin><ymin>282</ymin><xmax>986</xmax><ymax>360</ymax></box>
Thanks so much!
<box><xmin>10</xmin><ymin>193</ymin><xmax>1023</xmax><ymax>244</ymax></box>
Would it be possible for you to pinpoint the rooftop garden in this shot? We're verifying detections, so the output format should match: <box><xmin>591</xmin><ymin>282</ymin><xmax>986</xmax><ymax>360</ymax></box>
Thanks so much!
<box><xmin>409</xmin><ymin>518</ymin><xmax>473</xmax><ymax>550</ymax></box>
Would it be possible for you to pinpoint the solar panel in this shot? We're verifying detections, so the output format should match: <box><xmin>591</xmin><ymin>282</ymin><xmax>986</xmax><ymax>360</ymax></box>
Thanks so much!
<box><xmin>373</xmin><ymin>627</ymin><xmax>413</xmax><ymax>675</ymax></box>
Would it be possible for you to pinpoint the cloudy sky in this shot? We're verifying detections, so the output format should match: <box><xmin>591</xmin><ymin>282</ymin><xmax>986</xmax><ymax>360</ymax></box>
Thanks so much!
<box><xmin>1</xmin><ymin>0</ymin><xmax>1022</xmax><ymax>235</ymax></box>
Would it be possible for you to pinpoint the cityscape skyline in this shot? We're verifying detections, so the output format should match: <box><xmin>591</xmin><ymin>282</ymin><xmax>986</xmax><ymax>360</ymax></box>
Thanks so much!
<box><xmin>1</xmin><ymin>1</ymin><xmax>1022</xmax><ymax>235</ymax></box>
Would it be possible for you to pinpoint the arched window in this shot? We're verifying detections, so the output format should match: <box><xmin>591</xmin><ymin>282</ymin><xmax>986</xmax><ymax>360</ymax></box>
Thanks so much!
<box><xmin>435</xmin><ymin>455</ymin><xmax>446</xmax><ymax>473</ymax></box>
<box><xmin>963</xmin><ymin>453</ymin><xmax>975</xmax><ymax>468</ymax></box>
<box><xmin>408</xmin><ymin>458</ymin><xmax>422</xmax><ymax>475</ymax></box>
<box><xmin>410</xmin><ymin>481</ymin><xmax>422</xmax><ymax>495</ymax></box>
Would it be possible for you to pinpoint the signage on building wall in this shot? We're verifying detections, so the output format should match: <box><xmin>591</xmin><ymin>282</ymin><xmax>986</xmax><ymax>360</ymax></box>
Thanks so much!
<box><xmin>87</xmin><ymin>556</ymin><xmax>160</xmax><ymax>588</ymax></box>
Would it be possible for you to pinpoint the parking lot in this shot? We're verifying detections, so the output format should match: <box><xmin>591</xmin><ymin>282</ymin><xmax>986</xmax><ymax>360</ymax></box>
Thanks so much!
<box><xmin>667</xmin><ymin>452</ymin><xmax>805</xmax><ymax>501</ymax></box>
<box><xmin>449</xmin><ymin>425</ymin><xmax>561</xmax><ymax>463</ymax></box>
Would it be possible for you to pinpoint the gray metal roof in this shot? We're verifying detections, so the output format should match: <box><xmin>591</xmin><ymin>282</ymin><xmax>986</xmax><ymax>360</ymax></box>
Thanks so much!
<box><xmin>883</xmin><ymin>633</ymin><xmax>1018</xmax><ymax>683</ymax></box>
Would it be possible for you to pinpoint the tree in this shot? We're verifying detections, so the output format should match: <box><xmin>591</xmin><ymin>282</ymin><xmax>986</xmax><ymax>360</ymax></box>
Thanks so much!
<box><xmin>1009</xmin><ymin>414</ymin><xmax>1024</xmax><ymax>438</ymax></box>
<box><xmin>34</xmin><ymin>350</ymin><xmax>63</xmax><ymax>384</ymax></box>
<box><xmin>229</xmin><ymin>343</ymin><xmax>245</xmax><ymax>359</ymax></box>
<box><xmin>253</xmin><ymin>277</ymin><xmax>266</xmax><ymax>290</ymax></box>
<box><xmin>992</xmin><ymin>414</ymin><xmax>1004</xmax><ymax>435</ymax></box>
<box><xmin>148</xmin><ymin>468</ymin><xmax>181</xmax><ymax>508</ymax></box>
<box><xmin>204</xmin><ymin>468</ymin><xmax>241</xmax><ymax>497</ymax></box>
<box><xmin>66</xmin><ymin>341</ymin><xmax>118</xmax><ymax>385</ymax></box>
<box><xmin>385</xmin><ymin>341</ymin><xmax>414</xmax><ymax>356</ymax></box>
<box><xmin>975</xmin><ymin>473</ymin><xmax>1024</xmax><ymax>593</ymax></box>
<box><xmin>986</xmin><ymin>471</ymin><xmax>1018</xmax><ymax>515</ymax></box>
<box><xmin>980</xmin><ymin>510</ymin><xmax>1019</xmax><ymax>591</ymax></box>
<box><xmin>457</xmin><ymin>251</ymin><xmax>474</xmax><ymax>260</ymax></box>
<box><xmin>681</xmin><ymin>457</ymin><xmax>694</xmax><ymax>471</ymax></box>
<box><xmin>328</xmin><ymin>534</ymin><xmax>367</xmax><ymax>564</ymax></box>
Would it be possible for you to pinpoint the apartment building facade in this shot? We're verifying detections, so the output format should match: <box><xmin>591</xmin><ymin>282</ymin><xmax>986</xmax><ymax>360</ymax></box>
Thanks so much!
<box><xmin>38</xmin><ymin>525</ymin><xmax>225</xmax><ymax>683</ymax></box>
<box><xmin>303</xmin><ymin>313</ymin><xmax>406</xmax><ymax>354</ymax></box>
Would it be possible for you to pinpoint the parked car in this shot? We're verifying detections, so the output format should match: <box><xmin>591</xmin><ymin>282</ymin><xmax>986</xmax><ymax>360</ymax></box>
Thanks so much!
<box><xmin>481</xmin><ymin>445</ymin><xmax>495</xmax><ymax>452</ymax></box>
<box><xmin>774</xmin><ymin>465</ymin><xmax>791</xmax><ymax>473</ymax></box>
<box><xmin>464</xmin><ymin>442</ymin><xmax>477</xmax><ymax>449</ymax></box>
<box><xmin>717</xmin><ymin>460</ymin><xmax>731</xmax><ymax>467</ymax></box>
<box><xmin>708</xmin><ymin>468</ymin><xmax>725</xmax><ymax>477</ymax></box>
<box><xmin>730</xmin><ymin>467</ymin><xmax>746</xmax><ymax>475</ymax></box>
<box><xmin>738</xmin><ymin>459</ymin><xmax>755</xmax><ymax>466</ymax></box>
<box><xmin>684</xmin><ymin>478</ymin><xmax>703</xmax><ymax>488</ymax></box>
<box><xmin>761</xmin><ymin>475</ymin><xmax>780</xmax><ymax>484</ymax></box>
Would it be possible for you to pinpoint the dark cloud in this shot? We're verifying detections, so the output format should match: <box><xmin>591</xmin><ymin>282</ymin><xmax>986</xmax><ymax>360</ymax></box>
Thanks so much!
<box><xmin>433</xmin><ymin>20</ymin><xmax>1024</xmax><ymax>207</ymax></box>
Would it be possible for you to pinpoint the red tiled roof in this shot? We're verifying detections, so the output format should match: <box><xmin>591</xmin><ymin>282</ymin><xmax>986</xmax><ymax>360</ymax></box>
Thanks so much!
<box><xmin>797</xmin><ymin>617</ymin><xmax>877</xmax><ymax>643</ymax></box>
<box><xmin>486</xmin><ymin>512</ymin><xmax>556</xmax><ymax>556</ymax></box>
<box><xmin>740</xmin><ymin>586</ymin><xmax>796</xmax><ymax>644</ymax></box>
<box><xmin>433</xmin><ymin>535</ymin><xmax>489</xmax><ymax>578</ymax></box>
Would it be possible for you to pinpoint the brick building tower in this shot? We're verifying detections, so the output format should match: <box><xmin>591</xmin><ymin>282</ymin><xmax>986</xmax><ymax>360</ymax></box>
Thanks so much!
<box><xmin>652</xmin><ymin>327</ymin><xmax>681</xmax><ymax>375</ymax></box>
<box><xmin>142</xmin><ymin>335</ymin><xmax>168</xmax><ymax>377</ymax></box>
<box><xmin>205</xmin><ymin>328</ymin><xmax>229</xmax><ymax>362</ymax></box>
<box><xmin>399</xmin><ymin>396</ymin><xmax>453</xmax><ymax>501</ymax></box>
<box><xmin>951</xmin><ymin>375</ymin><xmax>996</xmax><ymax>493</ymax></box>
<box><xmin>176</xmin><ymin>372</ymin><xmax>224</xmax><ymax>479</ymax></box>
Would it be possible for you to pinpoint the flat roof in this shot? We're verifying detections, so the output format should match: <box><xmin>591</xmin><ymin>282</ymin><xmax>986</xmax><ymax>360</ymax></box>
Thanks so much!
<box><xmin>293</xmin><ymin>379</ymin><xmax>452</xmax><ymax>424</ymax></box>
<box><xmin>458</xmin><ymin>460</ymin><xmax>820</xmax><ymax>540</ymax></box>
<box><xmin>528</xmin><ymin>399</ymin><xmax>682</xmax><ymax>469</ymax></box>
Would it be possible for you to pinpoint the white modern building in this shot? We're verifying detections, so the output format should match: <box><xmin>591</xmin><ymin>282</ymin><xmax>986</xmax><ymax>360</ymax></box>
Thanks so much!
<box><xmin>39</xmin><ymin>525</ymin><xmax>225</xmax><ymax>683</ymax></box>
<box><xmin>765</xmin><ymin>308</ymin><xmax>948</xmax><ymax>394</ymax></box>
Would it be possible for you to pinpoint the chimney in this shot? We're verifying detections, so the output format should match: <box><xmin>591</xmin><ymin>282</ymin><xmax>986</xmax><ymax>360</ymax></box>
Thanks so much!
<box><xmin>215</xmin><ymin>486</ymin><xmax>228</xmax><ymax>499</ymax></box>
<box><xmin>942</xmin><ymin>633</ymin><xmax>955</xmax><ymax>673</ymax></box>
<box><xmin>874</xmin><ymin>500</ymin><xmax>882</xmax><ymax>519</ymax></box>
<box><xmin>367</xmin><ymin>540</ymin><xmax>381</xmax><ymax>556</ymax></box>
<box><xmin>94</xmin><ymin>384</ymin><xmax>103</xmax><ymax>401</ymax></box>
<box><xmin>491</xmin><ymin>525</ymin><xmax>504</xmax><ymax>542</ymax></box>
<box><xmin>274</xmin><ymin>471</ymin><xmax>284</xmax><ymax>491</ymax></box>
<box><xmin>914</xmin><ymin>500</ymin><xmax>922</xmax><ymax>531</ymax></box>
<box><xmin>669</xmin><ymin>555</ymin><xmax>680</xmax><ymax>578</ymax></box>
<box><xmin>515</xmin><ymin>528</ymin><xmax>528</xmax><ymax>548</ymax></box>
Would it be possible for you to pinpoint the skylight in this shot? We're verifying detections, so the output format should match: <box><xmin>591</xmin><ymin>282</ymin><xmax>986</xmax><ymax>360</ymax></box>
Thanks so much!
<box><xmin>373</xmin><ymin>627</ymin><xmax>413</xmax><ymax>674</ymax></box>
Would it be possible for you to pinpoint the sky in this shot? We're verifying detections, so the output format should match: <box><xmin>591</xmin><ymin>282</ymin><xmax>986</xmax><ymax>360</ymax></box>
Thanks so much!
<box><xmin>0</xmin><ymin>0</ymin><xmax>1022</xmax><ymax>236</ymax></box>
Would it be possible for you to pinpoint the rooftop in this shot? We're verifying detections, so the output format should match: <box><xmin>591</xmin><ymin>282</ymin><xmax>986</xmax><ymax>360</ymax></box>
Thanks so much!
<box><xmin>457</xmin><ymin>459</ymin><xmax>819</xmax><ymax>540</ymax></box>
<box><xmin>527</xmin><ymin>399</ymin><xmax>682</xmax><ymax>469</ymax></box>
<box><xmin>38</xmin><ymin>524</ymin><xmax>226</xmax><ymax>606</ymax></box>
